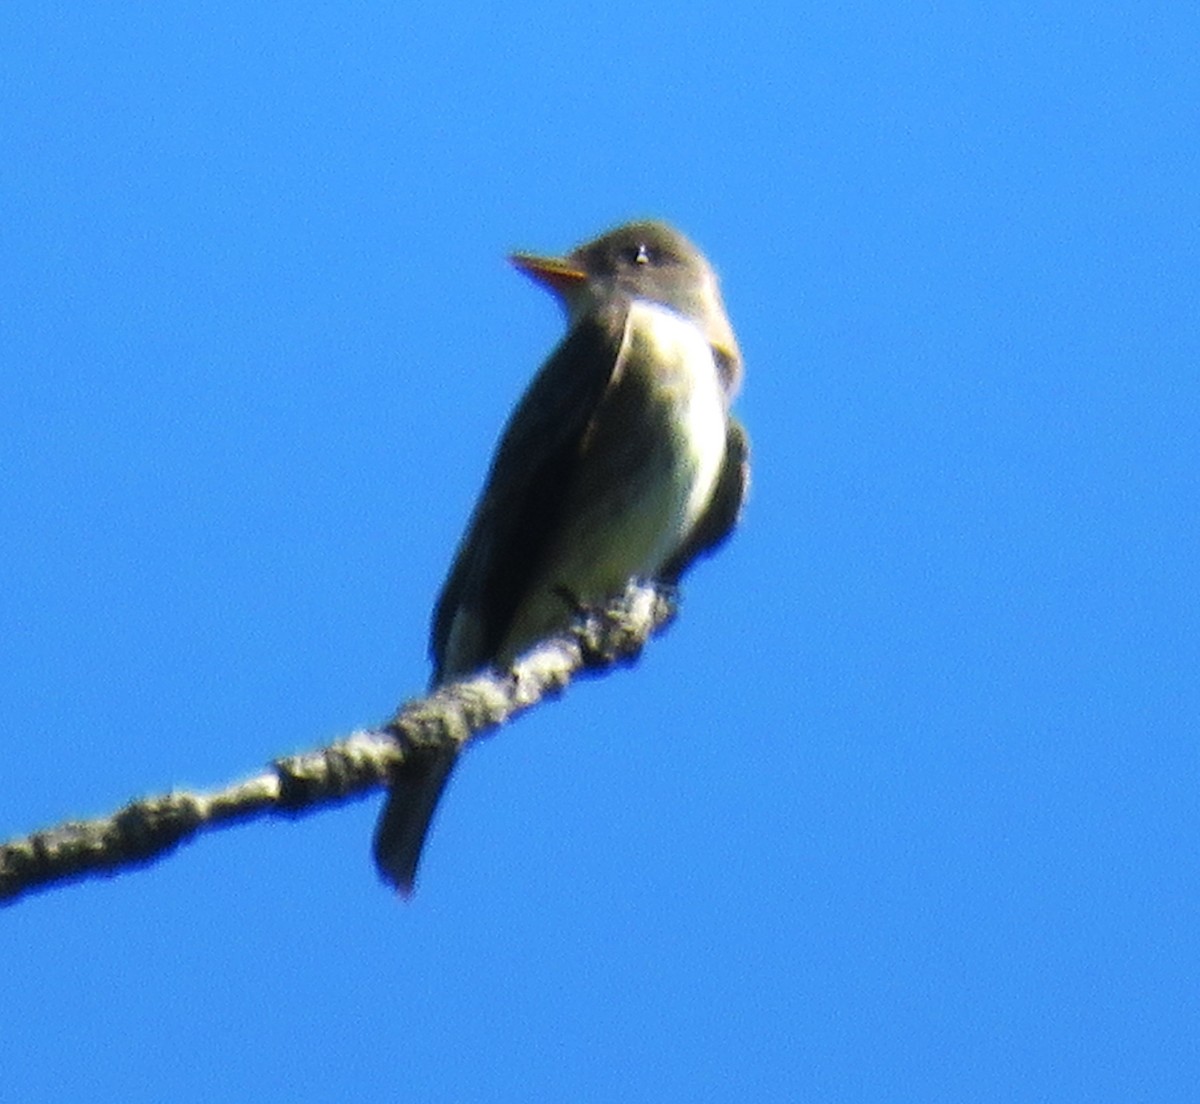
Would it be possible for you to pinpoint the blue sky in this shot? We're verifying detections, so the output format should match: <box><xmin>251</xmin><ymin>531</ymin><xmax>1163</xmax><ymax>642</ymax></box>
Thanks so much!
<box><xmin>2</xmin><ymin>4</ymin><xmax>1196</xmax><ymax>1101</ymax></box>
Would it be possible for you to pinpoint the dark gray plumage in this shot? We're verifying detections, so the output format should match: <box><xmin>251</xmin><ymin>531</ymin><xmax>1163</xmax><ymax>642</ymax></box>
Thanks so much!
<box><xmin>374</xmin><ymin>220</ymin><xmax>748</xmax><ymax>893</ymax></box>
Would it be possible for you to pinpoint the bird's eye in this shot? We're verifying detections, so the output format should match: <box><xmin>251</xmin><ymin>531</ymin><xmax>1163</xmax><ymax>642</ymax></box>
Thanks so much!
<box><xmin>624</xmin><ymin>242</ymin><xmax>657</xmax><ymax>266</ymax></box>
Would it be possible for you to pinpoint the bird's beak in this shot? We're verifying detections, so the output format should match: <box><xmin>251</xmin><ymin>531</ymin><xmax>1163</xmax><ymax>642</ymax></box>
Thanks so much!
<box><xmin>509</xmin><ymin>251</ymin><xmax>589</xmax><ymax>297</ymax></box>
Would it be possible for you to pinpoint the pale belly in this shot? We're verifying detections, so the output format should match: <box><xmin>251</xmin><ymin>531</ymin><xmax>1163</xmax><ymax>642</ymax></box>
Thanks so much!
<box><xmin>498</xmin><ymin>301</ymin><xmax>728</xmax><ymax>660</ymax></box>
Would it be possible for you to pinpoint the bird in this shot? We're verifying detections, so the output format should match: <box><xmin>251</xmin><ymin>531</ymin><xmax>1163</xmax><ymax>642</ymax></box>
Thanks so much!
<box><xmin>373</xmin><ymin>219</ymin><xmax>749</xmax><ymax>893</ymax></box>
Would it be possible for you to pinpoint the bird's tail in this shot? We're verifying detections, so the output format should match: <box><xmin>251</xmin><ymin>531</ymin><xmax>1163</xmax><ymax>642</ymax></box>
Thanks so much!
<box><xmin>372</xmin><ymin>746</ymin><xmax>458</xmax><ymax>895</ymax></box>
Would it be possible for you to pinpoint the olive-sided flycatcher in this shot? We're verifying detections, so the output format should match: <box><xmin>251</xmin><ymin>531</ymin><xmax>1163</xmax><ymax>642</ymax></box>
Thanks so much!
<box><xmin>373</xmin><ymin>219</ymin><xmax>748</xmax><ymax>893</ymax></box>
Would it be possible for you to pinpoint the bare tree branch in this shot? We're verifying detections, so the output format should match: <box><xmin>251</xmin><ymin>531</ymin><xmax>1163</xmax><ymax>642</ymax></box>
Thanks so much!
<box><xmin>1</xmin><ymin>583</ymin><xmax>677</xmax><ymax>906</ymax></box>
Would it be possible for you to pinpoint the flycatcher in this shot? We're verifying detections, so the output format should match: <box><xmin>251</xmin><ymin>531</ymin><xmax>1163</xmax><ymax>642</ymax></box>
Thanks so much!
<box><xmin>374</xmin><ymin>219</ymin><xmax>748</xmax><ymax>893</ymax></box>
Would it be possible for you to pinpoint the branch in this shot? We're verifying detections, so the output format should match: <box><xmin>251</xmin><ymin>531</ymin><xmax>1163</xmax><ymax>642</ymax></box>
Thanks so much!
<box><xmin>1</xmin><ymin>583</ymin><xmax>677</xmax><ymax>906</ymax></box>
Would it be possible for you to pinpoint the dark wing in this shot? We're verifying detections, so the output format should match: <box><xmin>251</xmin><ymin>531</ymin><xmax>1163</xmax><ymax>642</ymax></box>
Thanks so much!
<box><xmin>661</xmin><ymin>415</ymin><xmax>750</xmax><ymax>584</ymax></box>
<box><xmin>430</xmin><ymin>303</ymin><xmax>629</xmax><ymax>682</ymax></box>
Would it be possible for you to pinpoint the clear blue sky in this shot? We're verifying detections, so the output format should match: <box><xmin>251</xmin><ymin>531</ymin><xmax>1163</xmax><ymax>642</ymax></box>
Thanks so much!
<box><xmin>2</xmin><ymin>5</ymin><xmax>1196</xmax><ymax>1101</ymax></box>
